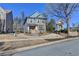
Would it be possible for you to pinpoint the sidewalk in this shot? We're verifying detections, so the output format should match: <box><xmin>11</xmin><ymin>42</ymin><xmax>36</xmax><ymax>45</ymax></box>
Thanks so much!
<box><xmin>0</xmin><ymin>37</ymin><xmax>79</xmax><ymax>56</ymax></box>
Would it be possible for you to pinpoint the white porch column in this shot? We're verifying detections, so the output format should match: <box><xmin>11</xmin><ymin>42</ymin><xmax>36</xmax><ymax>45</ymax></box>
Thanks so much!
<box><xmin>35</xmin><ymin>26</ymin><xmax>39</xmax><ymax>33</ymax></box>
<box><xmin>44</xmin><ymin>24</ymin><xmax>46</xmax><ymax>32</ymax></box>
<box><xmin>27</xmin><ymin>26</ymin><xmax>29</xmax><ymax>33</ymax></box>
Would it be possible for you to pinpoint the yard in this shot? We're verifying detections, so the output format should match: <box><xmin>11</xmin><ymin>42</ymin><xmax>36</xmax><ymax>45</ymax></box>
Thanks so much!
<box><xmin>0</xmin><ymin>32</ymin><xmax>79</xmax><ymax>56</ymax></box>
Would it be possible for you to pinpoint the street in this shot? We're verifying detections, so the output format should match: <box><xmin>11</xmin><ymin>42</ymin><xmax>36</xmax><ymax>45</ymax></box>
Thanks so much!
<box><xmin>13</xmin><ymin>37</ymin><xmax>79</xmax><ymax>56</ymax></box>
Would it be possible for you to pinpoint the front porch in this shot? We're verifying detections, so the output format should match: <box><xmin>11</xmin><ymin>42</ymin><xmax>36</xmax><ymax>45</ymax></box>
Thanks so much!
<box><xmin>27</xmin><ymin>25</ymin><xmax>39</xmax><ymax>34</ymax></box>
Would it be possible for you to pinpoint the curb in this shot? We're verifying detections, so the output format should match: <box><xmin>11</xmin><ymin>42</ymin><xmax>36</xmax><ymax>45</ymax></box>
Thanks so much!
<box><xmin>0</xmin><ymin>37</ymin><xmax>79</xmax><ymax>56</ymax></box>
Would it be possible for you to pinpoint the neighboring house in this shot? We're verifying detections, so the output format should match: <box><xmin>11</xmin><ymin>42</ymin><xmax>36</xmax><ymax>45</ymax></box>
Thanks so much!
<box><xmin>0</xmin><ymin>7</ymin><xmax>13</xmax><ymax>33</ymax></box>
<box><xmin>56</xmin><ymin>19</ymin><xmax>64</xmax><ymax>31</ymax></box>
<box><xmin>23</xmin><ymin>12</ymin><xmax>47</xmax><ymax>34</ymax></box>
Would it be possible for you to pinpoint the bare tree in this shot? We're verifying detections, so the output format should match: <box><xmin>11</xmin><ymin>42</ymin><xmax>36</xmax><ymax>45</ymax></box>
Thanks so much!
<box><xmin>46</xmin><ymin>3</ymin><xmax>79</xmax><ymax>36</ymax></box>
<box><xmin>21</xmin><ymin>11</ymin><xmax>25</xmax><ymax>33</ymax></box>
<box><xmin>21</xmin><ymin>11</ymin><xmax>25</xmax><ymax>20</ymax></box>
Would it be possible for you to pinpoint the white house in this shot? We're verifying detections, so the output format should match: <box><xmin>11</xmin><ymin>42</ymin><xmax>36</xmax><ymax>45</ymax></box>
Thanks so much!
<box><xmin>56</xmin><ymin>19</ymin><xmax>64</xmax><ymax>31</ymax></box>
<box><xmin>23</xmin><ymin>12</ymin><xmax>47</xmax><ymax>34</ymax></box>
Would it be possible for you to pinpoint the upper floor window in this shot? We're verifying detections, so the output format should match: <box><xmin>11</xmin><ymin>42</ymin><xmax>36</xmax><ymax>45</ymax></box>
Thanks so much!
<box><xmin>42</xmin><ymin>20</ymin><xmax>45</xmax><ymax>23</ymax></box>
<box><xmin>38</xmin><ymin>20</ymin><xmax>39</xmax><ymax>23</ymax></box>
<box><xmin>30</xmin><ymin>20</ymin><xmax>32</xmax><ymax>23</ymax></box>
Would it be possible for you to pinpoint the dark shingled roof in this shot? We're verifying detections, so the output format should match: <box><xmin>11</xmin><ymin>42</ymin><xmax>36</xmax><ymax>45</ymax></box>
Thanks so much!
<box><xmin>23</xmin><ymin>17</ymin><xmax>27</xmax><ymax>25</ymax></box>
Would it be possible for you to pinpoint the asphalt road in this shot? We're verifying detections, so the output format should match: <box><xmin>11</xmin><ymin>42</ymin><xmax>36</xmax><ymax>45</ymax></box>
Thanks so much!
<box><xmin>13</xmin><ymin>37</ymin><xmax>79</xmax><ymax>56</ymax></box>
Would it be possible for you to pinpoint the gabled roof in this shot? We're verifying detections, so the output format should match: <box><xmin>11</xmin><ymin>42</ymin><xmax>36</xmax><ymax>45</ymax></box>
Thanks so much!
<box><xmin>30</xmin><ymin>11</ymin><xmax>47</xmax><ymax>18</ymax></box>
<box><xmin>5</xmin><ymin>10</ymin><xmax>11</xmax><ymax>13</ymax></box>
<box><xmin>0</xmin><ymin>7</ymin><xmax>11</xmax><ymax>13</ymax></box>
<box><xmin>23</xmin><ymin>17</ymin><xmax>27</xmax><ymax>25</ymax></box>
<box><xmin>56</xmin><ymin>19</ymin><xmax>64</xmax><ymax>25</ymax></box>
<box><xmin>30</xmin><ymin>11</ymin><xmax>40</xmax><ymax>17</ymax></box>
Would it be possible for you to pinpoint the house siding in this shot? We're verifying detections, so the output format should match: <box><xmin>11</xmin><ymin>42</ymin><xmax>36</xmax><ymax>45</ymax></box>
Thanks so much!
<box><xmin>6</xmin><ymin>11</ymin><xmax>13</xmax><ymax>32</ymax></box>
<box><xmin>0</xmin><ymin>7</ymin><xmax>13</xmax><ymax>33</ymax></box>
<box><xmin>24</xmin><ymin>13</ymin><xmax>47</xmax><ymax>33</ymax></box>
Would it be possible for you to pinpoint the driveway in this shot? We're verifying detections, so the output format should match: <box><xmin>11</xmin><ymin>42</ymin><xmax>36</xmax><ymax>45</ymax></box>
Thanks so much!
<box><xmin>13</xmin><ymin>37</ymin><xmax>79</xmax><ymax>56</ymax></box>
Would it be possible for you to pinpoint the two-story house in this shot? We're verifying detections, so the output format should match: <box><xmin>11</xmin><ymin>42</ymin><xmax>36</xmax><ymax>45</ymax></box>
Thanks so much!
<box><xmin>23</xmin><ymin>12</ymin><xmax>47</xmax><ymax>34</ymax></box>
<box><xmin>0</xmin><ymin>7</ymin><xmax>13</xmax><ymax>33</ymax></box>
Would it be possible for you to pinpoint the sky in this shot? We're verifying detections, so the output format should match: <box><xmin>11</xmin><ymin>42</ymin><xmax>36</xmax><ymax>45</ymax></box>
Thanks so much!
<box><xmin>0</xmin><ymin>3</ymin><xmax>45</xmax><ymax>16</ymax></box>
<box><xmin>0</xmin><ymin>3</ymin><xmax>79</xmax><ymax>27</ymax></box>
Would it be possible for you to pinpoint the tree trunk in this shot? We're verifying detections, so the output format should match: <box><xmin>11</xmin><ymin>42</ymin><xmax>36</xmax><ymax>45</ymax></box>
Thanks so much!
<box><xmin>66</xmin><ymin>18</ymin><xmax>70</xmax><ymax>37</ymax></box>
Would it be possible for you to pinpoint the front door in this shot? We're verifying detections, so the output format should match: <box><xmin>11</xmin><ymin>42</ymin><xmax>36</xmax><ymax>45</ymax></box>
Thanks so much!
<box><xmin>29</xmin><ymin>26</ymin><xmax>36</xmax><ymax>34</ymax></box>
